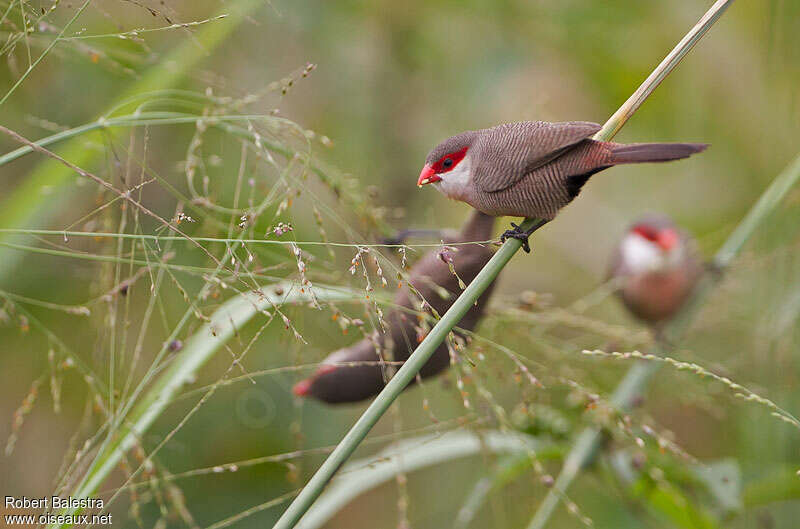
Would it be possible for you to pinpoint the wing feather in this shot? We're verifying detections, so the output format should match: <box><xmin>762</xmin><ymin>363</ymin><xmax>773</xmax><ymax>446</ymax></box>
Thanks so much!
<box><xmin>473</xmin><ymin>121</ymin><xmax>601</xmax><ymax>193</ymax></box>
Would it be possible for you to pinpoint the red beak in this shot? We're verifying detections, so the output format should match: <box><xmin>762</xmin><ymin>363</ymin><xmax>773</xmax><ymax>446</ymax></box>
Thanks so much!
<box><xmin>417</xmin><ymin>164</ymin><xmax>440</xmax><ymax>187</ymax></box>
<box><xmin>656</xmin><ymin>229</ymin><xmax>678</xmax><ymax>251</ymax></box>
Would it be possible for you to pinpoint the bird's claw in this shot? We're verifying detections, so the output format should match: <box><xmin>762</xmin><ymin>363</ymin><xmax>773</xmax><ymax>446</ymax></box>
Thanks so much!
<box><xmin>705</xmin><ymin>260</ymin><xmax>726</xmax><ymax>281</ymax></box>
<box><xmin>500</xmin><ymin>222</ymin><xmax>531</xmax><ymax>253</ymax></box>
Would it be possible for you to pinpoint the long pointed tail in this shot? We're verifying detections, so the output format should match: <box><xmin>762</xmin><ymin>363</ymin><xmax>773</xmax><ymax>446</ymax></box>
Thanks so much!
<box><xmin>608</xmin><ymin>142</ymin><xmax>708</xmax><ymax>164</ymax></box>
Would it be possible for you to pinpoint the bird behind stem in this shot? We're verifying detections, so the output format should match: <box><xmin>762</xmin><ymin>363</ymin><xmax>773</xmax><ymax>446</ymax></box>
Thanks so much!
<box><xmin>293</xmin><ymin>210</ymin><xmax>497</xmax><ymax>404</ymax></box>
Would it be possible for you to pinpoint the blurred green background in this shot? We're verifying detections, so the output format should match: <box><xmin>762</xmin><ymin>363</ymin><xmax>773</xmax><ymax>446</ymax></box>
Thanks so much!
<box><xmin>1</xmin><ymin>1</ymin><xmax>800</xmax><ymax>528</ymax></box>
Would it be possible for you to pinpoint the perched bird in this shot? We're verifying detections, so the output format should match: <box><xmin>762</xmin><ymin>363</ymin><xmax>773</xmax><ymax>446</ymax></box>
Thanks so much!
<box><xmin>417</xmin><ymin>121</ymin><xmax>707</xmax><ymax>251</ymax></box>
<box><xmin>609</xmin><ymin>215</ymin><xmax>703</xmax><ymax>327</ymax></box>
<box><xmin>293</xmin><ymin>210</ymin><xmax>497</xmax><ymax>404</ymax></box>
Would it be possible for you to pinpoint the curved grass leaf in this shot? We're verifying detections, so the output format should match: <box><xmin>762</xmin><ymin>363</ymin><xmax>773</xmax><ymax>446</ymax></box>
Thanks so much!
<box><xmin>53</xmin><ymin>281</ymin><xmax>360</xmax><ymax>526</ymax></box>
<box><xmin>0</xmin><ymin>0</ymin><xmax>264</xmax><ymax>283</ymax></box>
<box><xmin>295</xmin><ymin>430</ymin><xmax>549</xmax><ymax>529</ymax></box>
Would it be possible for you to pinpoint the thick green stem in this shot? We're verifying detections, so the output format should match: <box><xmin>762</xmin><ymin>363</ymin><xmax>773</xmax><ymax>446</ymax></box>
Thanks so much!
<box><xmin>273</xmin><ymin>234</ymin><xmax>528</xmax><ymax>528</ymax></box>
<box><xmin>275</xmin><ymin>1</ymin><xmax>735</xmax><ymax>527</ymax></box>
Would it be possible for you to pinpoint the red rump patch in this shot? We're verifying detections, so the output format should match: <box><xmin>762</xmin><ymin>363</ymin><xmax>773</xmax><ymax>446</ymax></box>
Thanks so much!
<box><xmin>432</xmin><ymin>146</ymin><xmax>468</xmax><ymax>173</ymax></box>
<box><xmin>292</xmin><ymin>364</ymin><xmax>339</xmax><ymax>397</ymax></box>
<box><xmin>292</xmin><ymin>379</ymin><xmax>312</xmax><ymax>397</ymax></box>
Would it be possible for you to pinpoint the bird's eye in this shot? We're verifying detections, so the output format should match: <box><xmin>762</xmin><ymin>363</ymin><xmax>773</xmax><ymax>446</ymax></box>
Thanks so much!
<box><xmin>442</xmin><ymin>158</ymin><xmax>453</xmax><ymax>169</ymax></box>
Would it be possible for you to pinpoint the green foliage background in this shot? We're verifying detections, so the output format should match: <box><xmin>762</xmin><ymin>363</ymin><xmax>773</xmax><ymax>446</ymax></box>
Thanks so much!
<box><xmin>1</xmin><ymin>1</ymin><xmax>799</xmax><ymax>528</ymax></box>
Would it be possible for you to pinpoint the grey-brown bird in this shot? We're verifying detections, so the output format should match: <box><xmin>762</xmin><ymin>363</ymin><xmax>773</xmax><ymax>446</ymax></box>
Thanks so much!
<box><xmin>293</xmin><ymin>210</ymin><xmax>496</xmax><ymax>404</ymax></box>
<box><xmin>417</xmin><ymin>121</ymin><xmax>707</xmax><ymax>251</ymax></box>
<box><xmin>609</xmin><ymin>215</ymin><xmax>703</xmax><ymax>327</ymax></box>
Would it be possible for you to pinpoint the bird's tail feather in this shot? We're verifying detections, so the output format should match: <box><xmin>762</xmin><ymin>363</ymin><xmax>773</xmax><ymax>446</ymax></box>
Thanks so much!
<box><xmin>608</xmin><ymin>142</ymin><xmax>708</xmax><ymax>164</ymax></box>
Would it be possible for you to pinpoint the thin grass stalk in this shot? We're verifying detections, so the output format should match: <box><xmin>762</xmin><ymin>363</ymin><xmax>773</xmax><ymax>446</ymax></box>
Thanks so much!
<box><xmin>526</xmin><ymin>150</ymin><xmax>800</xmax><ymax>529</ymax></box>
<box><xmin>0</xmin><ymin>110</ymin><xmax>395</xmax><ymax>235</ymax></box>
<box><xmin>297</xmin><ymin>139</ymin><xmax>798</xmax><ymax>529</ymax></box>
<box><xmin>295</xmin><ymin>431</ymin><xmax>556</xmax><ymax>529</ymax></box>
<box><xmin>0</xmin><ymin>0</ymin><xmax>263</xmax><ymax>282</ymax></box>
<box><xmin>273</xmin><ymin>1</ymin><xmax>734</xmax><ymax>527</ymax></box>
<box><xmin>0</xmin><ymin>0</ymin><xmax>92</xmax><ymax>107</ymax></box>
<box><xmin>48</xmin><ymin>282</ymin><xmax>356</xmax><ymax>527</ymax></box>
<box><xmin>525</xmin><ymin>362</ymin><xmax>658</xmax><ymax>529</ymax></box>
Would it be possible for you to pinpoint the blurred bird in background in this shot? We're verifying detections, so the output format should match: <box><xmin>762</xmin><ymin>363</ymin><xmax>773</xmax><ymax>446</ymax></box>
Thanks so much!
<box><xmin>293</xmin><ymin>210</ymin><xmax>497</xmax><ymax>403</ymax></box>
<box><xmin>609</xmin><ymin>215</ymin><xmax>704</xmax><ymax>330</ymax></box>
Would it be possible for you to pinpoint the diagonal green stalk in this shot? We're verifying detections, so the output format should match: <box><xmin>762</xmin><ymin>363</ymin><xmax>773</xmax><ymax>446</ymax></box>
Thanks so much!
<box><xmin>274</xmin><ymin>1</ymin><xmax>735</xmax><ymax>527</ymax></box>
<box><xmin>289</xmin><ymin>136</ymin><xmax>799</xmax><ymax>528</ymax></box>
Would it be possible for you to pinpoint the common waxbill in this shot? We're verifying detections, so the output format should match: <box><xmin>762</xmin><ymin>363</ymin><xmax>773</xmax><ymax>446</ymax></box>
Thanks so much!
<box><xmin>293</xmin><ymin>210</ymin><xmax>497</xmax><ymax>403</ymax></box>
<box><xmin>417</xmin><ymin>121</ymin><xmax>707</xmax><ymax>251</ymax></box>
<box><xmin>609</xmin><ymin>215</ymin><xmax>703</xmax><ymax>327</ymax></box>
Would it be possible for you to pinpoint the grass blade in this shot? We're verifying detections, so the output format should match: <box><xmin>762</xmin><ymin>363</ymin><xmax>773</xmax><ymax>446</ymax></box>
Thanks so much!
<box><xmin>50</xmin><ymin>281</ymin><xmax>357</xmax><ymax>527</ymax></box>
<box><xmin>0</xmin><ymin>0</ymin><xmax>263</xmax><ymax>282</ymax></box>
<box><xmin>295</xmin><ymin>431</ymin><xmax>550</xmax><ymax>529</ymax></box>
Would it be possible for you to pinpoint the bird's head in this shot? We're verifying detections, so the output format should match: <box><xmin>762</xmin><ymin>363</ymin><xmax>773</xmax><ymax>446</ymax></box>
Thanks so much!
<box><xmin>418</xmin><ymin>131</ymin><xmax>478</xmax><ymax>197</ymax></box>
<box><xmin>621</xmin><ymin>216</ymin><xmax>684</xmax><ymax>273</ymax></box>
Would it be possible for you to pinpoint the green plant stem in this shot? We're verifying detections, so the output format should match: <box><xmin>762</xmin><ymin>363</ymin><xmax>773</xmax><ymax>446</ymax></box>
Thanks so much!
<box><xmin>525</xmin><ymin>139</ymin><xmax>800</xmax><ymax>529</ymax></box>
<box><xmin>274</xmin><ymin>1</ymin><xmax>735</xmax><ymax>527</ymax></box>
<box><xmin>48</xmin><ymin>282</ymin><xmax>353</xmax><ymax>527</ymax></box>
<box><xmin>273</xmin><ymin>234</ymin><xmax>528</xmax><ymax>529</ymax></box>
<box><xmin>295</xmin><ymin>431</ymin><xmax>558</xmax><ymax>529</ymax></box>
<box><xmin>526</xmin><ymin>362</ymin><xmax>658</xmax><ymax>529</ymax></box>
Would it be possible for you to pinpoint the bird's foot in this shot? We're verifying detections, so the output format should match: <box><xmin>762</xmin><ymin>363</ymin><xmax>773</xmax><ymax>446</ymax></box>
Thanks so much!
<box><xmin>500</xmin><ymin>222</ymin><xmax>532</xmax><ymax>253</ymax></box>
<box><xmin>500</xmin><ymin>220</ymin><xmax>549</xmax><ymax>253</ymax></box>
<box><xmin>705</xmin><ymin>260</ymin><xmax>726</xmax><ymax>281</ymax></box>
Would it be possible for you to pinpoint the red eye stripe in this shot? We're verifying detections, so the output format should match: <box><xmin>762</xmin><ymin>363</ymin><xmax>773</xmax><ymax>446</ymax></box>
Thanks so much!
<box><xmin>632</xmin><ymin>225</ymin><xmax>659</xmax><ymax>242</ymax></box>
<box><xmin>431</xmin><ymin>146</ymin><xmax>468</xmax><ymax>173</ymax></box>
